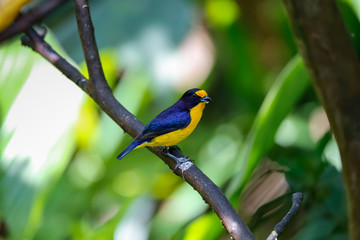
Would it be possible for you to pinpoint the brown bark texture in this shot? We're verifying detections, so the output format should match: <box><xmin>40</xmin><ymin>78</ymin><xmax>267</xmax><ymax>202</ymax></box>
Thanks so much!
<box><xmin>283</xmin><ymin>0</ymin><xmax>360</xmax><ymax>239</ymax></box>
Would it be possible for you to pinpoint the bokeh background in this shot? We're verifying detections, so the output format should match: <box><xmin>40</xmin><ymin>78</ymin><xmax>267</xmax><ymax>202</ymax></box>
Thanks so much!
<box><xmin>1</xmin><ymin>0</ymin><xmax>359</xmax><ymax>239</ymax></box>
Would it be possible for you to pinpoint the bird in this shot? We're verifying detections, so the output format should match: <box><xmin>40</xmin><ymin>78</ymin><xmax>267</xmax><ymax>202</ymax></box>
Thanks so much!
<box><xmin>117</xmin><ymin>88</ymin><xmax>211</xmax><ymax>168</ymax></box>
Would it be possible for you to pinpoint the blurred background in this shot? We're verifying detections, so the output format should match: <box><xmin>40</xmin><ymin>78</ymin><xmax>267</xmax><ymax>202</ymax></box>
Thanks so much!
<box><xmin>1</xmin><ymin>0</ymin><xmax>359</xmax><ymax>239</ymax></box>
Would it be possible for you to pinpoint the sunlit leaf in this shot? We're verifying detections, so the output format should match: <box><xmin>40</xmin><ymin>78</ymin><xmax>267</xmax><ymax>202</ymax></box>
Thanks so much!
<box><xmin>74</xmin><ymin>100</ymin><xmax>99</xmax><ymax>150</ymax></box>
<box><xmin>183</xmin><ymin>213</ymin><xmax>222</xmax><ymax>240</ymax></box>
<box><xmin>205</xmin><ymin>0</ymin><xmax>240</xmax><ymax>28</ymax></box>
<box><xmin>0</xmin><ymin>40</ymin><xmax>35</xmax><ymax>123</ymax></box>
<box><xmin>0</xmin><ymin>32</ymin><xmax>83</xmax><ymax>239</ymax></box>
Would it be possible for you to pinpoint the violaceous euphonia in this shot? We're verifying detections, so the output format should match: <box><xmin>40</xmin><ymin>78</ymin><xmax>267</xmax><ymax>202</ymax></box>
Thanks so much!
<box><xmin>117</xmin><ymin>88</ymin><xmax>211</xmax><ymax>168</ymax></box>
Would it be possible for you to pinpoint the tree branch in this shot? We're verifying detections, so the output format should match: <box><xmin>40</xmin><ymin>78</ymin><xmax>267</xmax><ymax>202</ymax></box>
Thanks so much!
<box><xmin>0</xmin><ymin>0</ymin><xmax>70</xmax><ymax>43</ymax></box>
<box><xmin>21</xmin><ymin>27</ymin><xmax>88</xmax><ymax>91</ymax></box>
<box><xmin>283</xmin><ymin>1</ymin><xmax>360</xmax><ymax>239</ymax></box>
<box><xmin>20</xmin><ymin>2</ymin><xmax>256</xmax><ymax>238</ymax></box>
<box><xmin>266</xmin><ymin>192</ymin><xmax>303</xmax><ymax>240</ymax></box>
<box><xmin>72</xmin><ymin>0</ymin><xmax>106</xmax><ymax>89</ymax></box>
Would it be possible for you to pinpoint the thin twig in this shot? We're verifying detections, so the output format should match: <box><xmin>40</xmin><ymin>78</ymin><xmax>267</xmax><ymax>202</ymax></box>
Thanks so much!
<box><xmin>266</xmin><ymin>192</ymin><xmax>303</xmax><ymax>240</ymax></box>
<box><xmin>72</xmin><ymin>0</ymin><xmax>106</xmax><ymax>89</ymax></box>
<box><xmin>22</xmin><ymin>25</ymin><xmax>255</xmax><ymax>240</ymax></box>
<box><xmin>0</xmin><ymin>0</ymin><xmax>70</xmax><ymax>43</ymax></box>
<box><xmin>21</xmin><ymin>27</ymin><xmax>88</xmax><ymax>91</ymax></box>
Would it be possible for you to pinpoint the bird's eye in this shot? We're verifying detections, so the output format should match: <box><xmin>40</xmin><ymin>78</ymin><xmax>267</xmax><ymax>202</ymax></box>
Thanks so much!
<box><xmin>192</xmin><ymin>93</ymin><xmax>197</xmax><ymax>98</ymax></box>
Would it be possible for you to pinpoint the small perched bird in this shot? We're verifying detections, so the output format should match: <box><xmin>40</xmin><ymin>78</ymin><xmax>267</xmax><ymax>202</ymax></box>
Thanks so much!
<box><xmin>117</xmin><ymin>88</ymin><xmax>211</xmax><ymax>168</ymax></box>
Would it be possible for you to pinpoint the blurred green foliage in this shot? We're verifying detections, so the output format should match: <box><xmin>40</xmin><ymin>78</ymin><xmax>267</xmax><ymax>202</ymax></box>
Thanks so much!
<box><xmin>0</xmin><ymin>0</ymin><xmax>359</xmax><ymax>239</ymax></box>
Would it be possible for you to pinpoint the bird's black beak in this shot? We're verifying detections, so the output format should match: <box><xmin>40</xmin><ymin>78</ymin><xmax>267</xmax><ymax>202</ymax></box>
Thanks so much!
<box><xmin>200</xmin><ymin>96</ymin><xmax>212</xmax><ymax>103</ymax></box>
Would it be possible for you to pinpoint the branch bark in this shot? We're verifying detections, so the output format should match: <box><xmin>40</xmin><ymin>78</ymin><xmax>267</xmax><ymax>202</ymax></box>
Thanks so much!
<box><xmin>19</xmin><ymin>1</ymin><xmax>256</xmax><ymax>238</ymax></box>
<box><xmin>266</xmin><ymin>193</ymin><xmax>303</xmax><ymax>240</ymax></box>
<box><xmin>0</xmin><ymin>0</ymin><xmax>70</xmax><ymax>43</ymax></box>
<box><xmin>22</xmin><ymin>27</ymin><xmax>88</xmax><ymax>91</ymax></box>
<box><xmin>283</xmin><ymin>1</ymin><xmax>360</xmax><ymax>239</ymax></box>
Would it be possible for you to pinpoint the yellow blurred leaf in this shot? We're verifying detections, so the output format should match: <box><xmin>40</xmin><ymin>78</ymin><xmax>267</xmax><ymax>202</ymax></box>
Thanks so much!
<box><xmin>99</xmin><ymin>49</ymin><xmax>119</xmax><ymax>88</ymax></box>
<box><xmin>0</xmin><ymin>0</ymin><xmax>34</xmax><ymax>31</ymax></box>
<box><xmin>205</xmin><ymin>0</ymin><xmax>240</xmax><ymax>28</ymax></box>
<box><xmin>151</xmin><ymin>172</ymin><xmax>180</xmax><ymax>199</ymax></box>
<box><xmin>74</xmin><ymin>100</ymin><xmax>99</xmax><ymax>149</ymax></box>
<box><xmin>183</xmin><ymin>213</ymin><xmax>222</xmax><ymax>240</ymax></box>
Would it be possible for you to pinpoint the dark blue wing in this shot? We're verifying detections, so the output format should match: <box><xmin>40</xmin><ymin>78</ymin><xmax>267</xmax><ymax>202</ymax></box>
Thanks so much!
<box><xmin>135</xmin><ymin>107</ymin><xmax>190</xmax><ymax>141</ymax></box>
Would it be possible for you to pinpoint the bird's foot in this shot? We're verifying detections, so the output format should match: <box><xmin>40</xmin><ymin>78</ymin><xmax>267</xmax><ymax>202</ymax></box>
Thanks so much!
<box><xmin>161</xmin><ymin>147</ymin><xmax>192</xmax><ymax>171</ymax></box>
<box><xmin>173</xmin><ymin>156</ymin><xmax>191</xmax><ymax>171</ymax></box>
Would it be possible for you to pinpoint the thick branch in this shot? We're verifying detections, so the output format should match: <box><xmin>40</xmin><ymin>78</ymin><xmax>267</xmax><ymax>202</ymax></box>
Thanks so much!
<box><xmin>266</xmin><ymin>193</ymin><xmax>303</xmax><ymax>240</ymax></box>
<box><xmin>283</xmin><ymin>1</ymin><xmax>360</xmax><ymax>239</ymax></box>
<box><xmin>22</xmin><ymin>24</ymin><xmax>254</xmax><ymax>240</ymax></box>
<box><xmin>0</xmin><ymin>0</ymin><xmax>69</xmax><ymax>43</ymax></box>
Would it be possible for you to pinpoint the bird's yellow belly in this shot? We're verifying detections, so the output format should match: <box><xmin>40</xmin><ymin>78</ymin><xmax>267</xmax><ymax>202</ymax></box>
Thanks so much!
<box><xmin>137</xmin><ymin>102</ymin><xmax>205</xmax><ymax>148</ymax></box>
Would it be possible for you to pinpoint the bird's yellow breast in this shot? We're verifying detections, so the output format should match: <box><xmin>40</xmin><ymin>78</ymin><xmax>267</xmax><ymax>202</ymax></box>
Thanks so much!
<box><xmin>138</xmin><ymin>102</ymin><xmax>206</xmax><ymax>148</ymax></box>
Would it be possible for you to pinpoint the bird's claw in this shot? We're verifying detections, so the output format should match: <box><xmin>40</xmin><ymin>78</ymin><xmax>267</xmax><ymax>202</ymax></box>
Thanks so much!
<box><xmin>173</xmin><ymin>156</ymin><xmax>191</xmax><ymax>171</ymax></box>
<box><xmin>160</xmin><ymin>147</ymin><xmax>191</xmax><ymax>171</ymax></box>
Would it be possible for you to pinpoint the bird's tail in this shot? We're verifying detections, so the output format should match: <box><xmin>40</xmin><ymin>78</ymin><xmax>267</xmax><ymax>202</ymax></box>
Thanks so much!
<box><xmin>117</xmin><ymin>140</ymin><xmax>145</xmax><ymax>160</ymax></box>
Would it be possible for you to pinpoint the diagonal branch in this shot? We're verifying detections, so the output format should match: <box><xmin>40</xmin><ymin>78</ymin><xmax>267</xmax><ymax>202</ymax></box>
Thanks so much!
<box><xmin>22</xmin><ymin>23</ymin><xmax>255</xmax><ymax>240</ymax></box>
<box><xmin>0</xmin><ymin>0</ymin><xmax>70</xmax><ymax>43</ymax></box>
<box><xmin>266</xmin><ymin>192</ymin><xmax>303</xmax><ymax>240</ymax></box>
<box><xmin>22</xmin><ymin>27</ymin><xmax>88</xmax><ymax>91</ymax></box>
<box><xmin>71</xmin><ymin>1</ymin><xmax>255</xmax><ymax>239</ymax></box>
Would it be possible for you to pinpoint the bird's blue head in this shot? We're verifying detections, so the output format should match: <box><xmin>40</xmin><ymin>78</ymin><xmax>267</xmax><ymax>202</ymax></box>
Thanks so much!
<box><xmin>178</xmin><ymin>88</ymin><xmax>211</xmax><ymax>109</ymax></box>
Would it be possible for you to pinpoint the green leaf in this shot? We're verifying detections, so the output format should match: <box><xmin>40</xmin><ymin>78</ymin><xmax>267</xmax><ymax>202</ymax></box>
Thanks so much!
<box><xmin>226</xmin><ymin>55</ymin><xmax>310</xmax><ymax>200</ymax></box>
